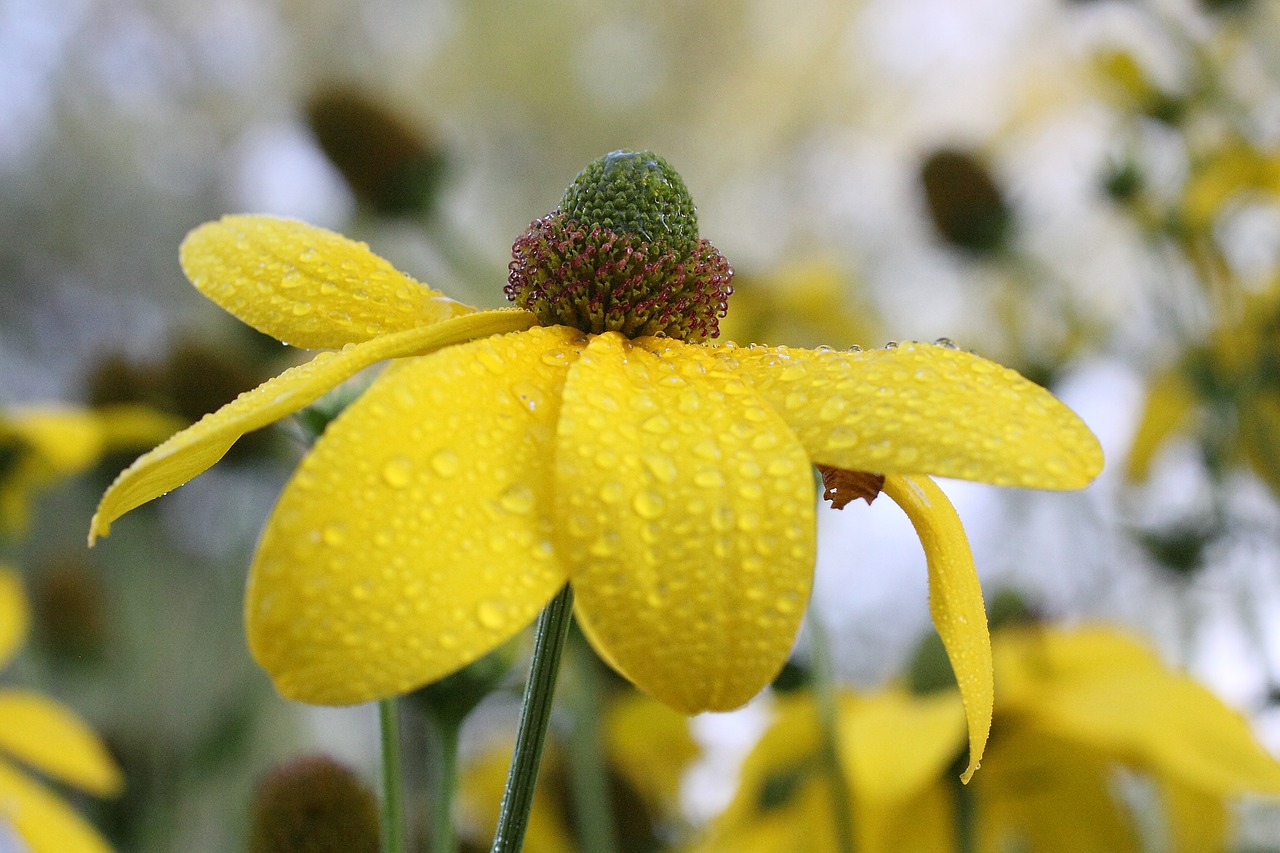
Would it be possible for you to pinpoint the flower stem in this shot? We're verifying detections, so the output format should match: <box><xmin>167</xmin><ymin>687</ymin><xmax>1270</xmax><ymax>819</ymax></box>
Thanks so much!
<box><xmin>490</xmin><ymin>584</ymin><xmax>575</xmax><ymax>853</ymax></box>
<box><xmin>566</xmin><ymin>632</ymin><xmax>620</xmax><ymax>853</ymax></box>
<box><xmin>426</xmin><ymin>710</ymin><xmax>461</xmax><ymax>853</ymax></box>
<box><xmin>379</xmin><ymin>698</ymin><xmax>406</xmax><ymax>853</ymax></box>
<box><xmin>808</xmin><ymin>613</ymin><xmax>857</xmax><ymax>853</ymax></box>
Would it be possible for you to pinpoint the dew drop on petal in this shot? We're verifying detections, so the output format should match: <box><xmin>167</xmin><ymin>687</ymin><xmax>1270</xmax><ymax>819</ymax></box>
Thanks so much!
<box><xmin>430</xmin><ymin>449</ymin><xmax>461</xmax><ymax>478</ymax></box>
<box><xmin>382</xmin><ymin>456</ymin><xmax>413</xmax><ymax>488</ymax></box>
<box><xmin>498</xmin><ymin>484</ymin><xmax>536</xmax><ymax>515</ymax></box>
<box><xmin>477</xmin><ymin>599</ymin><xmax>506</xmax><ymax>629</ymax></box>
<box><xmin>633</xmin><ymin>489</ymin><xmax>666</xmax><ymax>519</ymax></box>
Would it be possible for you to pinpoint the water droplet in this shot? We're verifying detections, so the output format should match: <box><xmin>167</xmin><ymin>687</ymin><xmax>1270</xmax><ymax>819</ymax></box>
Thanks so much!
<box><xmin>439</xmin><ymin>632</ymin><xmax>459</xmax><ymax>649</ymax></box>
<box><xmin>322</xmin><ymin>523</ymin><xmax>346</xmax><ymax>546</ymax></box>
<box><xmin>431</xmin><ymin>449</ymin><xmax>460</xmax><ymax>478</ymax></box>
<box><xmin>694</xmin><ymin>468</ymin><xmax>725</xmax><ymax>489</ymax></box>
<box><xmin>633</xmin><ymin>490</ymin><xmax>665</xmax><ymax>519</ymax></box>
<box><xmin>642</xmin><ymin>414</ymin><xmax>671</xmax><ymax>434</ymax></box>
<box><xmin>846</xmin><ymin>344</ymin><xmax>863</xmax><ymax>353</ymax></box>
<box><xmin>477</xmin><ymin>599</ymin><xmax>506</xmax><ymax>629</ymax></box>
<box><xmin>292</xmin><ymin>302</ymin><xmax>313</xmax><ymax>316</ymax></box>
<box><xmin>382</xmin><ymin>456</ymin><xmax>413</xmax><ymax>488</ymax></box>
<box><xmin>498</xmin><ymin>484</ymin><xmax>536</xmax><ymax>515</ymax></box>
<box><xmin>883</xmin><ymin>340</ymin><xmax>899</xmax><ymax>349</ymax></box>
<box><xmin>599</xmin><ymin>481</ymin><xmax>625</xmax><ymax>504</ymax></box>
<box><xmin>933</xmin><ymin>337</ymin><xmax>959</xmax><ymax>349</ymax></box>
<box><xmin>643</xmin><ymin>454</ymin><xmax>678</xmax><ymax>483</ymax></box>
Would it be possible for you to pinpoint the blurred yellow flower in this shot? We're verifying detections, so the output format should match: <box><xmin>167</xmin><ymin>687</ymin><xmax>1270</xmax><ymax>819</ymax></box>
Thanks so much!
<box><xmin>0</xmin><ymin>404</ymin><xmax>183</xmax><ymax>535</ymax></box>
<box><xmin>456</xmin><ymin>692</ymin><xmax>698</xmax><ymax>852</ymax></box>
<box><xmin>0</xmin><ymin>568</ymin><xmax>123</xmax><ymax>852</ymax></box>
<box><xmin>90</xmin><ymin>213</ymin><xmax>1099</xmax><ymax>781</ymax></box>
<box><xmin>693</xmin><ymin>625</ymin><xmax>1280</xmax><ymax>853</ymax></box>
<box><xmin>1127</xmin><ymin>285</ymin><xmax>1280</xmax><ymax>493</ymax></box>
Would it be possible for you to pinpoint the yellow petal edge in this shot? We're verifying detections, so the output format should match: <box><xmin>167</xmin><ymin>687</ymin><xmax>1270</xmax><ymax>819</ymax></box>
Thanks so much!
<box><xmin>89</xmin><ymin>310</ymin><xmax>536</xmax><ymax>543</ymax></box>
<box><xmin>181</xmin><ymin>214</ymin><xmax>472</xmax><ymax>349</ymax></box>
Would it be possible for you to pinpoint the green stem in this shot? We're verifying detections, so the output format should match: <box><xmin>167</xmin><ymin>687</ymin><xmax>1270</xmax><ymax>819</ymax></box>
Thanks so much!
<box><xmin>426</xmin><ymin>711</ymin><xmax>461</xmax><ymax>853</ymax></box>
<box><xmin>808</xmin><ymin>614</ymin><xmax>857</xmax><ymax>853</ymax></box>
<box><xmin>949</xmin><ymin>769</ymin><xmax>976</xmax><ymax>853</ymax></box>
<box><xmin>491</xmin><ymin>584</ymin><xmax>575</xmax><ymax>853</ymax></box>
<box><xmin>379</xmin><ymin>699</ymin><xmax>406</xmax><ymax>853</ymax></box>
<box><xmin>566</xmin><ymin>633</ymin><xmax>620</xmax><ymax>853</ymax></box>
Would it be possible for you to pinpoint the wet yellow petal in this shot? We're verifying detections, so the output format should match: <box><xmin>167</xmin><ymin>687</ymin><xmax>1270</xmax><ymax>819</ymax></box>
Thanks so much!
<box><xmin>181</xmin><ymin>215</ymin><xmax>472</xmax><ymax>348</ymax></box>
<box><xmin>717</xmin><ymin>341</ymin><xmax>1103</xmax><ymax>489</ymax></box>
<box><xmin>559</xmin><ymin>334</ymin><xmax>816</xmax><ymax>713</ymax></box>
<box><xmin>996</xmin><ymin>626</ymin><xmax>1280</xmax><ymax>797</ymax></box>
<box><xmin>247</xmin><ymin>326</ymin><xmax>581</xmax><ymax>705</ymax></box>
<box><xmin>0</xmin><ymin>760</ymin><xmax>113</xmax><ymax>853</ymax></box>
<box><xmin>882</xmin><ymin>475</ymin><xmax>991</xmax><ymax>783</ymax></box>
<box><xmin>0</xmin><ymin>569</ymin><xmax>28</xmax><ymax>671</ymax></box>
<box><xmin>90</xmin><ymin>310</ymin><xmax>536</xmax><ymax>543</ymax></box>
<box><xmin>0</xmin><ymin>690</ymin><xmax>122</xmax><ymax>796</ymax></box>
<box><xmin>1126</xmin><ymin>370</ymin><xmax>1196</xmax><ymax>482</ymax></box>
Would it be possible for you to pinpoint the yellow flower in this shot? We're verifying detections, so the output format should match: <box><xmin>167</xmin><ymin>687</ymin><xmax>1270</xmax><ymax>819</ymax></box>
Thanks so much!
<box><xmin>1127</xmin><ymin>284</ymin><xmax>1280</xmax><ymax>494</ymax></box>
<box><xmin>457</xmin><ymin>692</ymin><xmax>699</xmax><ymax>852</ymax></box>
<box><xmin>695</xmin><ymin>626</ymin><xmax>1280</xmax><ymax>853</ymax></box>
<box><xmin>90</xmin><ymin>197</ymin><xmax>1098</xmax><ymax>775</ymax></box>
<box><xmin>0</xmin><ymin>568</ymin><xmax>123</xmax><ymax>852</ymax></box>
<box><xmin>0</xmin><ymin>404</ymin><xmax>183</xmax><ymax>535</ymax></box>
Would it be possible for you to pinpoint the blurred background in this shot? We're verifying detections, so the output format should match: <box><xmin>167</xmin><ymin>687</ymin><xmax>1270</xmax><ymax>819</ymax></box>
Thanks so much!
<box><xmin>6</xmin><ymin>0</ymin><xmax>1280</xmax><ymax>849</ymax></box>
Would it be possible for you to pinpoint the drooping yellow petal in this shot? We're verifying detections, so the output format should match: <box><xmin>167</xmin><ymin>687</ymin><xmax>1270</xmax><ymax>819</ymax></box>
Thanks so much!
<box><xmin>0</xmin><ymin>759</ymin><xmax>114</xmax><ymax>853</ymax></box>
<box><xmin>247</xmin><ymin>326</ymin><xmax>581</xmax><ymax>705</ymax></box>
<box><xmin>0</xmin><ymin>569</ymin><xmax>28</xmax><ymax>670</ymax></box>
<box><xmin>1126</xmin><ymin>370</ymin><xmax>1197</xmax><ymax>482</ymax></box>
<box><xmin>90</xmin><ymin>310</ymin><xmax>537</xmax><ymax>543</ymax></box>
<box><xmin>882</xmin><ymin>475</ymin><xmax>991</xmax><ymax>783</ymax></box>
<box><xmin>181</xmin><ymin>214</ymin><xmax>472</xmax><ymax>348</ymax></box>
<box><xmin>995</xmin><ymin>626</ymin><xmax>1280</xmax><ymax>798</ymax></box>
<box><xmin>0</xmin><ymin>690</ymin><xmax>122</xmax><ymax>796</ymax></box>
<box><xmin>558</xmin><ymin>334</ymin><xmax>816</xmax><ymax>714</ymax></box>
<box><xmin>716</xmin><ymin>341</ymin><xmax>1103</xmax><ymax>489</ymax></box>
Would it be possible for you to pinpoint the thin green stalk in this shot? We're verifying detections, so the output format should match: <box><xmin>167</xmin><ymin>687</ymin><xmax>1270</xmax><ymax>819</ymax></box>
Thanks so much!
<box><xmin>808</xmin><ymin>613</ymin><xmax>857</xmax><ymax>853</ymax></box>
<box><xmin>565</xmin><ymin>633</ymin><xmax>620</xmax><ymax>853</ymax></box>
<box><xmin>949</xmin><ymin>770</ymin><xmax>976</xmax><ymax>853</ymax></box>
<box><xmin>380</xmin><ymin>699</ymin><xmax>406</xmax><ymax>853</ymax></box>
<box><xmin>491</xmin><ymin>584</ymin><xmax>575</xmax><ymax>853</ymax></box>
<box><xmin>426</xmin><ymin>711</ymin><xmax>461</xmax><ymax>853</ymax></box>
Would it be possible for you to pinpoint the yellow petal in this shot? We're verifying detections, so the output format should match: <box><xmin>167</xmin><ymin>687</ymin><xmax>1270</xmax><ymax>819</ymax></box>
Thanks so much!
<box><xmin>716</xmin><ymin>340</ymin><xmax>1103</xmax><ymax>489</ymax></box>
<box><xmin>996</xmin><ymin>626</ymin><xmax>1280</xmax><ymax>797</ymax></box>
<box><xmin>0</xmin><ymin>569</ymin><xmax>28</xmax><ymax>670</ymax></box>
<box><xmin>604</xmin><ymin>693</ymin><xmax>699</xmax><ymax>813</ymax></box>
<box><xmin>1162</xmin><ymin>780</ymin><xmax>1230</xmax><ymax>853</ymax></box>
<box><xmin>1126</xmin><ymin>370</ymin><xmax>1196</xmax><ymax>482</ymax></box>
<box><xmin>882</xmin><ymin>475</ymin><xmax>991</xmax><ymax>783</ymax></box>
<box><xmin>2</xmin><ymin>408</ymin><xmax>106</xmax><ymax>476</ymax></box>
<box><xmin>978</xmin><ymin>727</ymin><xmax>1143</xmax><ymax>853</ymax></box>
<box><xmin>93</xmin><ymin>404</ymin><xmax>188</xmax><ymax>451</ymax></box>
<box><xmin>181</xmin><ymin>214</ymin><xmax>472</xmax><ymax>348</ymax></box>
<box><xmin>557</xmin><ymin>334</ymin><xmax>816</xmax><ymax>713</ymax></box>
<box><xmin>89</xmin><ymin>310</ymin><xmax>536</xmax><ymax>543</ymax></box>
<box><xmin>0</xmin><ymin>690</ymin><xmax>122</xmax><ymax>796</ymax></box>
<box><xmin>0</xmin><ymin>760</ymin><xmax>113</xmax><ymax>853</ymax></box>
<box><xmin>841</xmin><ymin>689</ymin><xmax>967</xmax><ymax>805</ymax></box>
<box><xmin>246</xmin><ymin>326</ymin><xmax>580</xmax><ymax>705</ymax></box>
